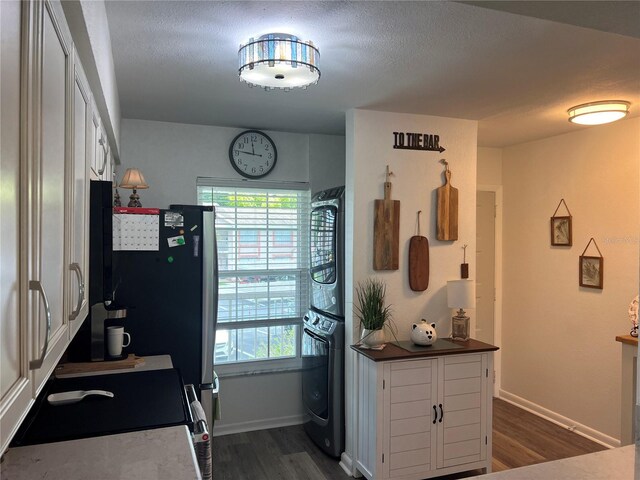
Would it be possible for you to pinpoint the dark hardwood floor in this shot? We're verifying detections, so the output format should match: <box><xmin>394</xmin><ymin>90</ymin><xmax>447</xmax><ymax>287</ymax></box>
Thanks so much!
<box><xmin>490</xmin><ymin>398</ymin><xmax>606</xmax><ymax>472</ymax></box>
<box><xmin>212</xmin><ymin>398</ymin><xmax>608</xmax><ymax>479</ymax></box>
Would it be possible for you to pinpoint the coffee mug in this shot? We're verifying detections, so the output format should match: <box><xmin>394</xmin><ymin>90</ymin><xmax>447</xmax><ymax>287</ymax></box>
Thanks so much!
<box><xmin>106</xmin><ymin>326</ymin><xmax>131</xmax><ymax>358</ymax></box>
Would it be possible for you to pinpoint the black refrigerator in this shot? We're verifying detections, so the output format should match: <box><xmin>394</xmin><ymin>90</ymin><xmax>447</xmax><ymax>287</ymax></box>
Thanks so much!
<box><xmin>111</xmin><ymin>203</ymin><xmax>219</xmax><ymax>424</ymax></box>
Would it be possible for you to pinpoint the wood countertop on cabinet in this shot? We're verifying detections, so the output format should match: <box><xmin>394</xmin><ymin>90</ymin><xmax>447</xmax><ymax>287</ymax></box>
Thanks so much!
<box><xmin>615</xmin><ymin>335</ymin><xmax>638</xmax><ymax>346</ymax></box>
<box><xmin>351</xmin><ymin>338</ymin><xmax>499</xmax><ymax>362</ymax></box>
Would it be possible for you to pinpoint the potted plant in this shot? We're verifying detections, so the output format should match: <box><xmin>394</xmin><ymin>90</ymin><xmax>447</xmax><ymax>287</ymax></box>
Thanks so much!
<box><xmin>355</xmin><ymin>278</ymin><xmax>396</xmax><ymax>348</ymax></box>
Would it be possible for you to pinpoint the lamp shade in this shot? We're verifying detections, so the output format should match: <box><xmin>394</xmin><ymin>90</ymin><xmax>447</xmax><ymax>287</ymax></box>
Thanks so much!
<box><xmin>119</xmin><ymin>168</ymin><xmax>148</xmax><ymax>189</ymax></box>
<box><xmin>567</xmin><ymin>100</ymin><xmax>630</xmax><ymax>125</ymax></box>
<box><xmin>238</xmin><ymin>33</ymin><xmax>320</xmax><ymax>90</ymax></box>
<box><xmin>447</xmin><ymin>279</ymin><xmax>475</xmax><ymax>309</ymax></box>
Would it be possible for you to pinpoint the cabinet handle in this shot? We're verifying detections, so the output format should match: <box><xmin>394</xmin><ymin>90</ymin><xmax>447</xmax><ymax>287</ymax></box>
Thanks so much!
<box><xmin>433</xmin><ymin>405</ymin><xmax>438</xmax><ymax>424</ymax></box>
<box><xmin>439</xmin><ymin>404</ymin><xmax>444</xmax><ymax>423</ymax></box>
<box><xmin>69</xmin><ymin>263</ymin><xmax>85</xmax><ymax>320</ymax></box>
<box><xmin>29</xmin><ymin>280</ymin><xmax>52</xmax><ymax>370</ymax></box>
<box><xmin>97</xmin><ymin>136</ymin><xmax>107</xmax><ymax>175</ymax></box>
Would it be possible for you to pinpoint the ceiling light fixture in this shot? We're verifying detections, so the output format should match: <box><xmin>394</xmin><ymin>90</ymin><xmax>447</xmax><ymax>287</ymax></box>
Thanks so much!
<box><xmin>238</xmin><ymin>33</ymin><xmax>320</xmax><ymax>91</ymax></box>
<box><xmin>567</xmin><ymin>100</ymin><xmax>630</xmax><ymax>125</ymax></box>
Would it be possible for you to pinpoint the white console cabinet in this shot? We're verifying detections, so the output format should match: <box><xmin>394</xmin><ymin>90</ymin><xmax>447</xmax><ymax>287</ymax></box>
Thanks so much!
<box><xmin>354</xmin><ymin>341</ymin><xmax>496</xmax><ymax>480</ymax></box>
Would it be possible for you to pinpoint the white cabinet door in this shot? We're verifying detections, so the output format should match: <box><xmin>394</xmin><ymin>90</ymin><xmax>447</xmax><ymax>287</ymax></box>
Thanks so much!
<box><xmin>89</xmin><ymin>107</ymin><xmax>99</xmax><ymax>180</ymax></box>
<box><xmin>0</xmin><ymin>0</ymin><xmax>34</xmax><ymax>455</ymax></box>
<box><xmin>30</xmin><ymin>0</ymin><xmax>73</xmax><ymax>392</ymax></box>
<box><xmin>93</xmin><ymin>123</ymin><xmax>108</xmax><ymax>180</ymax></box>
<box><xmin>68</xmin><ymin>52</ymin><xmax>90</xmax><ymax>338</ymax></box>
<box><xmin>383</xmin><ymin>359</ymin><xmax>438</xmax><ymax>479</ymax></box>
<box><xmin>437</xmin><ymin>354</ymin><xmax>488</xmax><ymax>469</ymax></box>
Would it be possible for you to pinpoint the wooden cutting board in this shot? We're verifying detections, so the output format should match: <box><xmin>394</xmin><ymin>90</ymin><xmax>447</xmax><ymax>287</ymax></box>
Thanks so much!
<box><xmin>409</xmin><ymin>211</ymin><xmax>429</xmax><ymax>291</ymax></box>
<box><xmin>409</xmin><ymin>236</ymin><xmax>429</xmax><ymax>291</ymax></box>
<box><xmin>437</xmin><ymin>169</ymin><xmax>458</xmax><ymax>241</ymax></box>
<box><xmin>373</xmin><ymin>180</ymin><xmax>400</xmax><ymax>270</ymax></box>
<box><xmin>54</xmin><ymin>354</ymin><xmax>144</xmax><ymax>376</ymax></box>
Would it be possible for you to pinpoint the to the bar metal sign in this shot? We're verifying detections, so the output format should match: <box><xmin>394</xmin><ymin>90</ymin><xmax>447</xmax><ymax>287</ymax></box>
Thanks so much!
<box><xmin>392</xmin><ymin>131</ymin><xmax>445</xmax><ymax>153</ymax></box>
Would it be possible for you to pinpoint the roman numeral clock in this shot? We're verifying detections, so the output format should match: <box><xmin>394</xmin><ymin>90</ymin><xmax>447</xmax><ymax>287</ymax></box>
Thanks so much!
<box><xmin>229</xmin><ymin>130</ymin><xmax>277</xmax><ymax>179</ymax></box>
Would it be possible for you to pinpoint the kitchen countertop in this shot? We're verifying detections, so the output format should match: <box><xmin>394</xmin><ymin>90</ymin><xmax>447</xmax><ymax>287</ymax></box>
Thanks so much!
<box><xmin>1</xmin><ymin>355</ymin><xmax>202</xmax><ymax>480</ymax></box>
<box><xmin>470</xmin><ymin>445</ymin><xmax>635</xmax><ymax>480</ymax></box>
<box><xmin>351</xmin><ymin>337</ymin><xmax>498</xmax><ymax>361</ymax></box>
<box><xmin>0</xmin><ymin>425</ymin><xmax>201</xmax><ymax>480</ymax></box>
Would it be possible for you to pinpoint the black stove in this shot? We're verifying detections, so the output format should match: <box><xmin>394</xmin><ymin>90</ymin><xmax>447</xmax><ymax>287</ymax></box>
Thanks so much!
<box><xmin>12</xmin><ymin>368</ymin><xmax>190</xmax><ymax>446</ymax></box>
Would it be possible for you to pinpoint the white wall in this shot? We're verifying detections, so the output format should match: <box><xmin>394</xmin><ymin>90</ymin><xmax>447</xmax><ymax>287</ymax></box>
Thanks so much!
<box><xmin>309</xmin><ymin>134</ymin><xmax>346</xmax><ymax>194</ymax></box>
<box><xmin>500</xmin><ymin>117</ymin><xmax>640</xmax><ymax>446</ymax></box>
<box><xmin>119</xmin><ymin>118</ymin><xmax>346</xmax><ymax>433</ymax></box>
<box><xmin>119</xmin><ymin>119</ymin><xmax>310</xmax><ymax>208</ymax></box>
<box><xmin>478</xmin><ymin>147</ymin><xmax>503</xmax><ymax>186</ymax></box>
<box><xmin>344</xmin><ymin>109</ymin><xmax>478</xmax><ymax>471</ymax></box>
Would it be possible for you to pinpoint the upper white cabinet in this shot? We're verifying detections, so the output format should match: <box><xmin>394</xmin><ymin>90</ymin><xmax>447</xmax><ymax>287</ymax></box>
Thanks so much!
<box><xmin>355</xmin><ymin>346</ymin><xmax>494</xmax><ymax>480</ymax></box>
<box><xmin>0</xmin><ymin>0</ymin><xmax>35</xmax><ymax>454</ymax></box>
<box><xmin>0</xmin><ymin>0</ymin><xmax>101</xmax><ymax>453</ymax></box>
<box><xmin>90</xmin><ymin>120</ymin><xmax>111</xmax><ymax>182</ymax></box>
<box><xmin>68</xmin><ymin>51</ymin><xmax>91</xmax><ymax>338</ymax></box>
<box><xmin>31</xmin><ymin>0</ymin><xmax>74</xmax><ymax>391</ymax></box>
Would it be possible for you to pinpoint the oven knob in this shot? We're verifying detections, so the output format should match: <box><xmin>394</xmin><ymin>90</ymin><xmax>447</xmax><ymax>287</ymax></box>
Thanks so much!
<box><xmin>313</xmin><ymin>316</ymin><xmax>320</xmax><ymax>325</ymax></box>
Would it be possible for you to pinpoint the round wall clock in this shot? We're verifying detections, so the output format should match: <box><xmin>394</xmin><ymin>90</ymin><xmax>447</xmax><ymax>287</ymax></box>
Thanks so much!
<box><xmin>228</xmin><ymin>130</ymin><xmax>277</xmax><ymax>179</ymax></box>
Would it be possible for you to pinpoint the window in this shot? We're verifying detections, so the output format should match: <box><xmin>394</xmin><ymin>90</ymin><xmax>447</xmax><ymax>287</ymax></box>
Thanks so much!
<box><xmin>198</xmin><ymin>180</ymin><xmax>310</xmax><ymax>372</ymax></box>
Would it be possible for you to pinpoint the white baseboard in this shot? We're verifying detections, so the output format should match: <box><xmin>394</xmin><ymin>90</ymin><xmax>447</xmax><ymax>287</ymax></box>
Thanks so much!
<box><xmin>211</xmin><ymin>414</ymin><xmax>305</xmax><ymax>437</ymax></box>
<box><xmin>340</xmin><ymin>452</ymin><xmax>358</xmax><ymax>477</ymax></box>
<box><xmin>498</xmin><ymin>389</ymin><xmax>620</xmax><ymax>449</ymax></box>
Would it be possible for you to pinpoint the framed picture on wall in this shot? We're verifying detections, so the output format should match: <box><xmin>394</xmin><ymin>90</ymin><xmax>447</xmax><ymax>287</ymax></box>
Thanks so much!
<box><xmin>579</xmin><ymin>255</ymin><xmax>603</xmax><ymax>289</ymax></box>
<box><xmin>551</xmin><ymin>216</ymin><xmax>572</xmax><ymax>246</ymax></box>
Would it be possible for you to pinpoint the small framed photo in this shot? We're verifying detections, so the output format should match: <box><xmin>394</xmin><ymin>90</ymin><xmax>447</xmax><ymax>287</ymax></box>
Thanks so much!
<box><xmin>580</xmin><ymin>255</ymin><xmax>603</xmax><ymax>289</ymax></box>
<box><xmin>551</xmin><ymin>216</ymin><xmax>572</xmax><ymax>246</ymax></box>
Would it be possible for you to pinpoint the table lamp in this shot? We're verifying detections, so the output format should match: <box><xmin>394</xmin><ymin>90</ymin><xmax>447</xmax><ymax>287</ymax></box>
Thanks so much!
<box><xmin>447</xmin><ymin>279</ymin><xmax>475</xmax><ymax>341</ymax></box>
<box><xmin>119</xmin><ymin>168</ymin><xmax>148</xmax><ymax>207</ymax></box>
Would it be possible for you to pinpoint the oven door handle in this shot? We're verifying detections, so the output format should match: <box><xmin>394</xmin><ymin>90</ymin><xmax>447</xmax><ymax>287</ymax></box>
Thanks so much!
<box><xmin>303</xmin><ymin>327</ymin><xmax>330</xmax><ymax>344</ymax></box>
<box><xmin>184</xmin><ymin>384</ymin><xmax>210</xmax><ymax>443</ymax></box>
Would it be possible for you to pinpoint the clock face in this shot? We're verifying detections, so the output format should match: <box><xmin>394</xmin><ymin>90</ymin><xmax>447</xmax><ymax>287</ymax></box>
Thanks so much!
<box><xmin>229</xmin><ymin>130</ymin><xmax>277</xmax><ymax>179</ymax></box>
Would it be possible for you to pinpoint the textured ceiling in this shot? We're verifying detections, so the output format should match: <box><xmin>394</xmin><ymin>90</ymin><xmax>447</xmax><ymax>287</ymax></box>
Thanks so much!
<box><xmin>105</xmin><ymin>1</ymin><xmax>640</xmax><ymax>147</ymax></box>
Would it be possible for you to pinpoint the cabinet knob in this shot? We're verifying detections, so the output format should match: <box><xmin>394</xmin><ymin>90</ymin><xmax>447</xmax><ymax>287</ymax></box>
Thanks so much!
<box><xmin>432</xmin><ymin>405</ymin><xmax>438</xmax><ymax>424</ymax></box>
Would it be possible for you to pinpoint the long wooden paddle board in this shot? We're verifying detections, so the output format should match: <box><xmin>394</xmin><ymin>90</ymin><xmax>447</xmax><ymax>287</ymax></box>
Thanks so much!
<box><xmin>409</xmin><ymin>235</ymin><xmax>429</xmax><ymax>291</ymax></box>
<box><xmin>373</xmin><ymin>181</ymin><xmax>400</xmax><ymax>270</ymax></box>
<box><xmin>437</xmin><ymin>169</ymin><xmax>458</xmax><ymax>241</ymax></box>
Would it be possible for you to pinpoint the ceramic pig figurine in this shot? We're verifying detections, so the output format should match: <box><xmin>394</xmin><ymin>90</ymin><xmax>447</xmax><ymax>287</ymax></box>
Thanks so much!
<box><xmin>411</xmin><ymin>319</ymin><xmax>438</xmax><ymax>346</ymax></box>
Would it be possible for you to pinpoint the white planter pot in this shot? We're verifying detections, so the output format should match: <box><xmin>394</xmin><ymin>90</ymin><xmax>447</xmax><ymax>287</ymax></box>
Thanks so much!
<box><xmin>361</xmin><ymin>328</ymin><xmax>386</xmax><ymax>348</ymax></box>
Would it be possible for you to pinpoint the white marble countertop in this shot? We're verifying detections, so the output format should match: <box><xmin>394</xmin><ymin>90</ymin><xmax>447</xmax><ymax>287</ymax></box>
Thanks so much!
<box><xmin>0</xmin><ymin>425</ymin><xmax>201</xmax><ymax>480</ymax></box>
<box><xmin>471</xmin><ymin>445</ymin><xmax>636</xmax><ymax>480</ymax></box>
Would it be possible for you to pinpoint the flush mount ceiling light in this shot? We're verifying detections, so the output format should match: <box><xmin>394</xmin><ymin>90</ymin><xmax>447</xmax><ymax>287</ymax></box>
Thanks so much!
<box><xmin>238</xmin><ymin>33</ymin><xmax>320</xmax><ymax>90</ymax></box>
<box><xmin>567</xmin><ymin>100</ymin><xmax>630</xmax><ymax>125</ymax></box>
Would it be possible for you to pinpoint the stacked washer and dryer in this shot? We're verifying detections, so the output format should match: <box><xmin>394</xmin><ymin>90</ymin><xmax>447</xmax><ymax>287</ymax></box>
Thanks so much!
<box><xmin>302</xmin><ymin>186</ymin><xmax>345</xmax><ymax>458</ymax></box>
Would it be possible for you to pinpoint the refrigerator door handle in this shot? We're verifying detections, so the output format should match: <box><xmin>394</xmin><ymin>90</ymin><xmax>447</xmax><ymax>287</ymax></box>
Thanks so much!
<box><xmin>201</xmin><ymin>208</ymin><xmax>218</xmax><ymax>386</ymax></box>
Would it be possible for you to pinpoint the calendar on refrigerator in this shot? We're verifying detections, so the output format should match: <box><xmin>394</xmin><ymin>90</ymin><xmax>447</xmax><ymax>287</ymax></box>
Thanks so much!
<box><xmin>113</xmin><ymin>208</ymin><xmax>160</xmax><ymax>251</ymax></box>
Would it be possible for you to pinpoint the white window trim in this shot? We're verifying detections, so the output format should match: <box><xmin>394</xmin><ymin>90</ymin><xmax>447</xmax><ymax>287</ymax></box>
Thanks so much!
<box><xmin>198</xmin><ymin>178</ymin><xmax>310</xmax><ymax>374</ymax></box>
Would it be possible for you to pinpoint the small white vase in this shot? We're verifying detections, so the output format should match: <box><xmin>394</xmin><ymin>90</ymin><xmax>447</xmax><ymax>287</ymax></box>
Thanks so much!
<box><xmin>361</xmin><ymin>328</ymin><xmax>386</xmax><ymax>348</ymax></box>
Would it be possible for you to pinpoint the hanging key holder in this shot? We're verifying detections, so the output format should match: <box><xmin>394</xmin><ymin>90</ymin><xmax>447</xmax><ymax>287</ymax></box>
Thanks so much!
<box><xmin>550</xmin><ymin>199</ymin><xmax>572</xmax><ymax>246</ymax></box>
<box><xmin>579</xmin><ymin>237</ymin><xmax>603</xmax><ymax>289</ymax></box>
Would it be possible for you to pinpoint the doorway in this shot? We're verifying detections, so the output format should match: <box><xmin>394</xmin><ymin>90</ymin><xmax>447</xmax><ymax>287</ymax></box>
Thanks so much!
<box><xmin>476</xmin><ymin>191</ymin><xmax>495</xmax><ymax>344</ymax></box>
<box><xmin>476</xmin><ymin>188</ymin><xmax>502</xmax><ymax>394</ymax></box>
